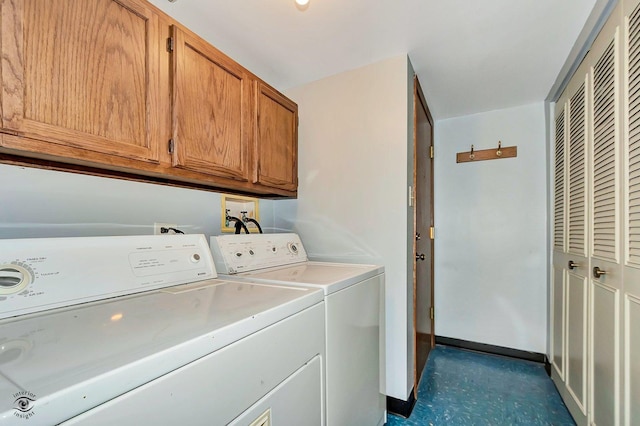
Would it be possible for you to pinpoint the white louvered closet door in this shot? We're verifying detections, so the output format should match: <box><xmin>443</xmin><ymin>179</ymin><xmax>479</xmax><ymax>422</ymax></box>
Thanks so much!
<box><xmin>624</xmin><ymin>0</ymin><xmax>640</xmax><ymax>424</ymax></box>
<box><xmin>551</xmin><ymin>59</ymin><xmax>590</xmax><ymax>426</ymax></box>
<box><xmin>551</xmin><ymin>104</ymin><xmax>567</xmax><ymax>383</ymax></box>
<box><xmin>566</xmin><ymin>76</ymin><xmax>590</xmax><ymax>421</ymax></box>
<box><xmin>588</xmin><ymin>10</ymin><xmax>623</xmax><ymax>426</ymax></box>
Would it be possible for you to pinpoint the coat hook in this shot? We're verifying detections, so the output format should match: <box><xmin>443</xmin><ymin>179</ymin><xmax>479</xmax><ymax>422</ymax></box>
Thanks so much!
<box><xmin>470</xmin><ymin>145</ymin><xmax>475</xmax><ymax>160</ymax></box>
<box><xmin>496</xmin><ymin>141</ymin><xmax>502</xmax><ymax>157</ymax></box>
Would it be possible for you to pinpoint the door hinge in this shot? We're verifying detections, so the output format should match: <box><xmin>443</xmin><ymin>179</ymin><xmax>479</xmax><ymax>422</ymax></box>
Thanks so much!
<box><xmin>429</xmin><ymin>226</ymin><xmax>435</xmax><ymax>240</ymax></box>
<box><xmin>430</xmin><ymin>306</ymin><xmax>434</xmax><ymax>320</ymax></box>
<box><xmin>168</xmin><ymin>139</ymin><xmax>175</xmax><ymax>154</ymax></box>
<box><xmin>409</xmin><ymin>185</ymin><xmax>414</xmax><ymax>207</ymax></box>
<box><xmin>167</xmin><ymin>37</ymin><xmax>174</xmax><ymax>52</ymax></box>
<box><xmin>430</xmin><ymin>146</ymin><xmax>434</xmax><ymax>159</ymax></box>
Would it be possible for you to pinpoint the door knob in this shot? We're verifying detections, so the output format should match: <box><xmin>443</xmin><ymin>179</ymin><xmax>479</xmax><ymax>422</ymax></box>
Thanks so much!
<box><xmin>593</xmin><ymin>266</ymin><xmax>607</xmax><ymax>279</ymax></box>
<box><xmin>568</xmin><ymin>260</ymin><xmax>579</xmax><ymax>270</ymax></box>
<box><xmin>416</xmin><ymin>253</ymin><xmax>425</xmax><ymax>261</ymax></box>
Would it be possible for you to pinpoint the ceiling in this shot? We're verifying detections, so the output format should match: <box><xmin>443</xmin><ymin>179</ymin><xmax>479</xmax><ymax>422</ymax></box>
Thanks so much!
<box><xmin>148</xmin><ymin>0</ymin><xmax>598</xmax><ymax>120</ymax></box>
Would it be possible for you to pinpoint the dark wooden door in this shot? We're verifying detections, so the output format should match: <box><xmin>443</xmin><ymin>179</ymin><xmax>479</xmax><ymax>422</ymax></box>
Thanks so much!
<box><xmin>413</xmin><ymin>76</ymin><xmax>434</xmax><ymax>391</ymax></box>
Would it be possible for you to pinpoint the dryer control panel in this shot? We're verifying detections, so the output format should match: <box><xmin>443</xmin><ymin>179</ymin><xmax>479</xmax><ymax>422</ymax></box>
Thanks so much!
<box><xmin>210</xmin><ymin>233</ymin><xmax>308</xmax><ymax>274</ymax></box>
<box><xmin>0</xmin><ymin>235</ymin><xmax>216</xmax><ymax>319</ymax></box>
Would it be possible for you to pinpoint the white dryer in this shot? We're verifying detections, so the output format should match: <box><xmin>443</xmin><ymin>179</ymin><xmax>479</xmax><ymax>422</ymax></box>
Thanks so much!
<box><xmin>210</xmin><ymin>233</ymin><xmax>386</xmax><ymax>426</ymax></box>
<box><xmin>0</xmin><ymin>235</ymin><xmax>325</xmax><ymax>426</ymax></box>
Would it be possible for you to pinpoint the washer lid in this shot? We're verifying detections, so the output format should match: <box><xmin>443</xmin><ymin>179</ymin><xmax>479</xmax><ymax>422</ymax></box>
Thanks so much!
<box><xmin>0</xmin><ymin>280</ymin><xmax>322</xmax><ymax>425</ymax></box>
<box><xmin>237</xmin><ymin>261</ymin><xmax>384</xmax><ymax>295</ymax></box>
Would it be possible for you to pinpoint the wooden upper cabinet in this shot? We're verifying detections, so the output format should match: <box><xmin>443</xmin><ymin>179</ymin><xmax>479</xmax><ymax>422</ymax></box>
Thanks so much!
<box><xmin>0</xmin><ymin>0</ymin><xmax>297</xmax><ymax>196</ymax></box>
<box><xmin>170</xmin><ymin>25</ymin><xmax>251</xmax><ymax>181</ymax></box>
<box><xmin>0</xmin><ymin>0</ymin><xmax>160</xmax><ymax>163</ymax></box>
<box><xmin>254</xmin><ymin>82</ymin><xmax>298</xmax><ymax>192</ymax></box>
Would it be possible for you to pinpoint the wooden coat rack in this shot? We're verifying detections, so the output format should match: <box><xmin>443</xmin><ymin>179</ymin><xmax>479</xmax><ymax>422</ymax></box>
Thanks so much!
<box><xmin>456</xmin><ymin>141</ymin><xmax>517</xmax><ymax>163</ymax></box>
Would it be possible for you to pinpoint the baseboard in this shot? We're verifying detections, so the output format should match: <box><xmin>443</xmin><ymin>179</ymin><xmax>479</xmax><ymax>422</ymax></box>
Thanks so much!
<box><xmin>386</xmin><ymin>388</ymin><xmax>416</xmax><ymax>419</ymax></box>
<box><xmin>435</xmin><ymin>336</ymin><xmax>547</xmax><ymax>364</ymax></box>
<box><xmin>544</xmin><ymin>357</ymin><xmax>552</xmax><ymax>376</ymax></box>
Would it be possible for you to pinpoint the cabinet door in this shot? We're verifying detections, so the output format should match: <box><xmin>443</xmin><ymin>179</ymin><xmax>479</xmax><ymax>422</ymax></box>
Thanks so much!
<box><xmin>171</xmin><ymin>26</ymin><xmax>251</xmax><ymax>181</ymax></box>
<box><xmin>0</xmin><ymin>0</ymin><xmax>160</xmax><ymax>163</ymax></box>
<box><xmin>254</xmin><ymin>82</ymin><xmax>298</xmax><ymax>192</ymax></box>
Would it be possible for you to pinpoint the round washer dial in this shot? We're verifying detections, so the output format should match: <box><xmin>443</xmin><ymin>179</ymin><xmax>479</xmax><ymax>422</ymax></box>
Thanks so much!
<box><xmin>287</xmin><ymin>242</ymin><xmax>299</xmax><ymax>254</ymax></box>
<box><xmin>0</xmin><ymin>264</ymin><xmax>32</xmax><ymax>295</ymax></box>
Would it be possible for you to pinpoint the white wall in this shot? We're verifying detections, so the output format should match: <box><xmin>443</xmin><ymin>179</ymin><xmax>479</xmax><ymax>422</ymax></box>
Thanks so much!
<box><xmin>0</xmin><ymin>164</ymin><xmax>276</xmax><ymax>239</ymax></box>
<box><xmin>277</xmin><ymin>55</ymin><xmax>415</xmax><ymax>400</ymax></box>
<box><xmin>434</xmin><ymin>102</ymin><xmax>548</xmax><ymax>353</ymax></box>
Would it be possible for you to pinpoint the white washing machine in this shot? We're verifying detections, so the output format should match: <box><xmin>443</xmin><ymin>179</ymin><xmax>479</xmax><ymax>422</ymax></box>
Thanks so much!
<box><xmin>210</xmin><ymin>233</ymin><xmax>386</xmax><ymax>426</ymax></box>
<box><xmin>0</xmin><ymin>234</ymin><xmax>325</xmax><ymax>425</ymax></box>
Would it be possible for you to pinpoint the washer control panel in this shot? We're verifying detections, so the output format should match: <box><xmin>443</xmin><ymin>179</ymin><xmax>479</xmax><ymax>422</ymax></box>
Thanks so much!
<box><xmin>0</xmin><ymin>234</ymin><xmax>216</xmax><ymax>320</ymax></box>
<box><xmin>210</xmin><ymin>233</ymin><xmax>308</xmax><ymax>274</ymax></box>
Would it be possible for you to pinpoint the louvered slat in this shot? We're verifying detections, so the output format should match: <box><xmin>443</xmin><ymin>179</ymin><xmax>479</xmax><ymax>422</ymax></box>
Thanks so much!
<box><xmin>569</xmin><ymin>84</ymin><xmax>587</xmax><ymax>254</ymax></box>
<box><xmin>592</xmin><ymin>41</ymin><xmax>617</xmax><ymax>260</ymax></box>
<box><xmin>629</xmin><ymin>6</ymin><xmax>640</xmax><ymax>264</ymax></box>
<box><xmin>554</xmin><ymin>111</ymin><xmax>566</xmax><ymax>250</ymax></box>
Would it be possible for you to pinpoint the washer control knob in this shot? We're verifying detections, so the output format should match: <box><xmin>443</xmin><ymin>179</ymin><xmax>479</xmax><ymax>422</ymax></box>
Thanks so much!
<box><xmin>191</xmin><ymin>253</ymin><xmax>201</xmax><ymax>263</ymax></box>
<box><xmin>0</xmin><ymin>264</ymin><xmax>31</xmax><ymax>295</ymax></box>
<box><xmin>288</xmin><ymin>243</ymin><xmax>299</xmax><ymax>254</ymax></box>
<box><xmin>248</xmin><ymin>249</ymin><xmax>255</xmax><ymax>256</ymax></box>
<box><xmin>235</xmin><ymin>252</ymin><xmax>243</xmax><ymax>257</ymax></box>
<box><xmin>271</xmin><ymin>247</ymin><xmax>277</xmax><ymax>253</ymax></box>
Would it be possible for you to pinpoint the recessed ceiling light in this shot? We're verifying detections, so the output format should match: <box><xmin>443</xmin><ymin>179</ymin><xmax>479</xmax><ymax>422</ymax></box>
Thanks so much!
<box><xmin>295</xmin><ymin>0</ymin><xmax>309</xmax><ymax>6</ymax></box>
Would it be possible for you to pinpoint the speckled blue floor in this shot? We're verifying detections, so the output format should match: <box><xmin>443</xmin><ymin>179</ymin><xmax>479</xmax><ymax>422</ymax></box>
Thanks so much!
<box><xmin>386</xmin><ymin>345</ymin><xmax>575</xmax><ymax>426</ymax></box>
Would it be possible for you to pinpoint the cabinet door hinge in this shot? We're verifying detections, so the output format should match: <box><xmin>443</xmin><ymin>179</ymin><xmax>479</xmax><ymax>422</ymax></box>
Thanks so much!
<box><xmin>408</xmin><ymin>185</ymin><xmax>414</xmax><ymax>207</ymax></box>
<box><xmin>168</xmin><ymin>139</ymin><xmax>175</xmax><ymax>154</ymax></box>
<box><xmin>429</xmin><ymin>226</ymin><xmax>435</xmax><ymax>240</ymax></box>
<box><xmin>430</xmin><ymin>146</ymin><xmax>434</xmax><ymax>159</ymax></box>
<box><xmin>430</xmin><ymin>306</ymin><xmax>434</xmax><ymax>320</ymax></box>
<box><xmin>167</xmin><ymin>37</ymin><xmax>174</xmax><ymax>52</ymax></box>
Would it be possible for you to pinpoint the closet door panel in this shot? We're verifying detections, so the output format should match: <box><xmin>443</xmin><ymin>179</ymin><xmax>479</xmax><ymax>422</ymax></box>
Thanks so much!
<box><xmin>568</xmin><ymin>81</ymin><xmax>588</xmax><ymax>259</ymax></box>
<box><xmin>552</xmin><ymin>266</ymin><xmax>566</xmax><ymax>378</ymax></box>
<box><xmin>591</xmin><ymin>282</ymin><xmax>620</xmax><ymax>425</ymax></box>
<box><xmin>626</xmin><ymin>2</ymin><xmax>640</xmax><ymax>424</ymax></box>
<box><xmin>555</xmin><ymin>107</ymin><xmax>567</xmax><ymax>253</ymax></box>
<box><xmin>552</xmin><ymin>105</ymin><xmax>568</xmax><ymax>381</ymax></box>
<box><xmin>553</xmin><ymin>62</ymin><xmax>590</xmax><ymax>426</ymax></box>
<box><xmin>589</xmin><ymin>13</ymin><xmax>623</xmax><ymax>425</ymax></box>
<box><xmin>566</xmin><ymin>272</ymin><xmax>588</xmax><ymax>413</ymax></box>
<box><xmin>623</xmin><ymin>292</ymin><xmax>640</xmax><ymax>426</ymax></box>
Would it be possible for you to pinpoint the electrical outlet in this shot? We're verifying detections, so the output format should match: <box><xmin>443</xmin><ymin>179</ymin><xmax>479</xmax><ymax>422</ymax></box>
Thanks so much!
<box><xmin>154</xmin><ymin>222</ymin><xmax>177</xmax><ymax>235</ymax></box>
